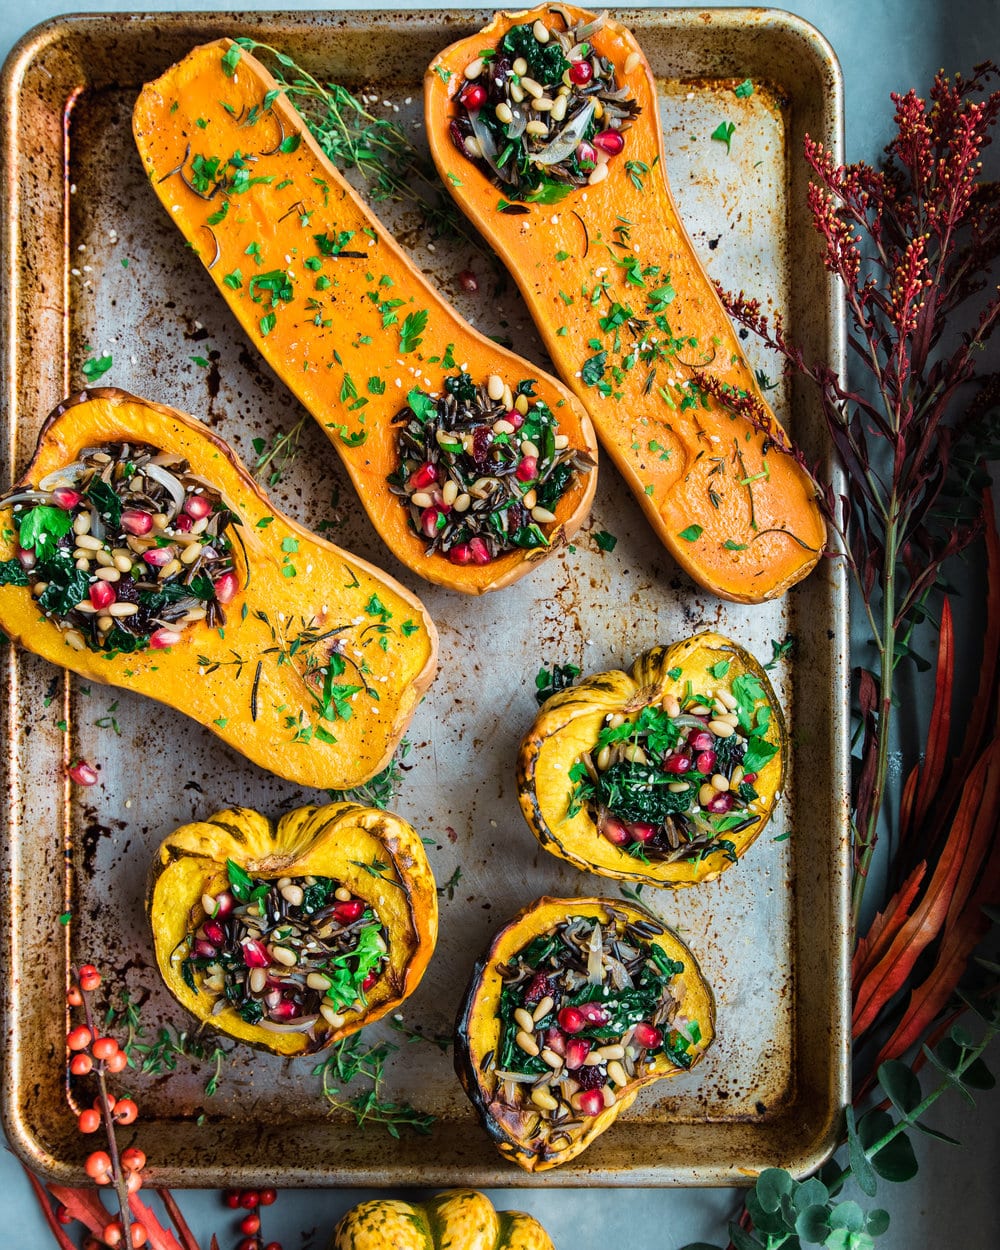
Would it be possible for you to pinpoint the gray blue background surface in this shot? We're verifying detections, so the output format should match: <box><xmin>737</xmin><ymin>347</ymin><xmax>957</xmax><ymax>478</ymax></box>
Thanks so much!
<box><xmin>1</xmin><ymin>1</ymin><xmax>998</xmax><ymax>1247</ymax></box>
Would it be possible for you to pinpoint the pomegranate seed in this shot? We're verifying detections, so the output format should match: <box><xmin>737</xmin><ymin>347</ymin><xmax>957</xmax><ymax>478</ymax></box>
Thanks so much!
<box><xmin>575</xmin><ymin>1088</ymin><xmax>605</xmax><ymax>1117</ymax></box>
<box><xmin>241</xmin><ymin>1213</ymin><xmax>261</xmax><ymax>1236</ymax></box>
<box><xmin>68</xmin><ymin>759</ymin><xmax>99</xmax><ymax>786</ymax></box>
<box><xmin>409</xmin><ymin>461</ymin><xmax>438</xmax><ymax>490</ymax></box>
<box><xmin>545</xmin><ymin>1027</ymin><xmax>566</xmax><ymax>1055</ymax></box>
<box><xmin>628</xmin><ymin>821</ymin><xmax>656</xmax><ymax>843</ymax></box>
<box><xmin>89</xmin><ymin>579</ymin><xmax>116</xmax><ymax>610</ymax></box>
<box><xmin>557</xmin><ymin>1006</ymin><xmax>585</xmax><ymax>1034</ymax></box>
<box><xmin>213</xmin><ymin>891</ymin><xmax>234</xmax><ymax>917</ymax></box>
<box><xmin>448</xmin><ymin>544</ymin><xmax>473</xmax><ymax>565</ymax></box>
<box><xmin>78</xmin><ymin>1108</ymin><xmax>101</xmax><ymax>1134</ymax></box>
<box><xmin>421</xmin><ymin>506</ymin><xmax>445</xmax><ymax>538</ymax></box>
<box><xmin>84</xmin><ymin>1151</ymin><xmax>113</xmax><ymax>1182</ymax></box>
<box><xmin>15</xmin><ymin>544</ymin><xmax>35</xmax><ymax>569</ymax></box>
<box><xmin>214</xmin><ymin>571</ymin><xmax>238</xmax><ymax>604</ymax></box>
<box><xmin>174</xmin><ymin>514</ymin><xmax>193</xmax><ymax>532</ymax></box>
<box><xmin>142</xmin><ymin>545</ymin><xmax>175</xmax><ymax>568</ymax></box>
<box><xmin>150</xmin><ymin>627</ymin><xmax>183</xmax><ymax>649</ymax></box>
<box><xmin>105</xmin><ymin>1049</ymin><xmax>128</xmax><ymax>1074</ymax></box>
<box><xmin>91</xmin><ymin>1036</ymin><xmax>118</xmax><ymax>1061</ymax></box>
<box><xmin>633</xmin><ymin>1021</ymin><xmax>663</xmax><ymax>1049</ymax></box>
<box><xmin>706</xmin><ymin>792</ymin><xmax>734</xmax><ymax>814</ymax></box>
<box><xmin>121</xmin><ymin>1147</ymin><xmax>146</xmax><ymax>1173</ymax></box>
<box><xmin>564</xmin><ymin>1037</ymin><xmax>592</xmax><ymax>1070</ymax></box>
<box><xmin>361</xmin><ymin>971</ymin><xmax>378</xmax><ymax>991</ymax></box>
<box><xmin>515</xmin><ymin>455</ymin><xmax>537</xmax><ymax>482</ymax></box>
<box><xmin>523</xmin><ymin>973</ymin><xmax>555</xmax><ymax>1004</ymax></box>
<box><xmin>240</xmin><ymin>1190</ymin><xmax>261</xmax><ymax>1209</ymax></box>
<box><xmin>67</xmin><ymin>1025</ymin><xmax>92</xmax><ymax>1051</ymax></box>
<box><xmin>695</xmin><ymin>750</ymin><xmax>717</xmax><ymax>773</ymax></box>
<box><xmin>56</xmin><ymin>1205</ymin><xmax>72</xmax><ymax>1225</ymax></box>
<box><xmin>225</xmin><ymin>1191</ymin><xmax>243</xmax><ymax>1210</ymax></box>
<box><xmin>182</xmin><ymin>493</ymin><xmax>212</xmax><ymax>520</ymax></box>
<box><xmin>689</xmin><ymin>730</ymin><xmax>714</xmax><ymax>751</ymax></box>
<box><xmin>578</xmin><ymin>1001</ymin><xmax>610</xmax><ymax>1026</ymax></box>
<box><xmin>743</xmin><ymin>772</ymin><xmax>758</xmax><ymax>784</ymax></box>
<box><xmin>334</xmin><ymin>899</ymin><xmax>365</xmax><ymax>924</ymax></box>
<box><xmin>460</xmin><ymin>82</ymin><xmax>486</xmax><ymax>110</ymax></box>
<box><xmin>78</xmin><ymin>964</ymin><xmax>101</xmax><ymax>990</ymax></box>
<box><xmin>242</xmin><ymin>939</ymin><xmax>271</xmax><ymax>968</ymax></box>
<box><xmin>269</xmin><ymin>1000</ymin><xmax>300</xmax><ymax>1022</ymax></box>
<box><xmin>569</xmin><ymin>59</ymin><xmax>593</xmax><ymax>85</ymax></box>
<box><xmin>121</xmin><ymin>508</ymin><xmax>153</xmax><ymax>536</ymax></box>
<box><xmin>52</xmin><ymin>486</ymin><xmax>81</xmax><ymax>510</ymax></box>
<box><xmin>458</xmin><ymin>269</ymin><xmax>479</xmax><ymax>293</ymax></box>
<box><xmin>468</xmin><ymin>536</ymin><xmax>491</xmax><ymax>565</ymax></box>
<box><xmin>113</xmin><ymin>1098</ymin><xmax>138</xmax><ymax>1125</ymax></box>
<box><xmin>593</xmin><ymin>129</ymin><xmax>625</xmax><ymax>155</ymax></box>
<box><xmin>577</xmin><ymin>141</ymin><xmax>597</xmax><ymax>167</ymax></box>
<box><xmin>192</xmin><ymin>939</ymin><xmax>218</xmax><ymax>959</ymax></box>
<box><xmin>506</xmin><ymin>409</ymin><xmax>524</xmax><ymax>430</ymax></box>
<box><xmin>599</xmin><ymin>814</ymin><xmax>630</xmax><ymax>846</ymax></box>
<box><xmin>202</xmin><ymin>920</ymin><xmax>225</xmax><ymax>944</ymax></box>
<box><xmin>70</xmin><ymin>1054</ymin><xmax>93</xmax><ymax>1076</ymax></box>
<box><xmin>259</xmin><ymin>1188</ymin><xmax>278</xmax><ymax>1206</ymax></box>
<box><xmin>663</xmin><ymin>753</ymin><xmax>692</xmax><ymax>775</ymax></box>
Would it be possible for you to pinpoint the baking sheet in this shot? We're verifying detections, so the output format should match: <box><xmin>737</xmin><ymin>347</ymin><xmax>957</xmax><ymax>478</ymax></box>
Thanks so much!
<box><xmin>0</xmin><ymin>8</ymin><xmax>849</xmax><ymax>1186</ymax></box>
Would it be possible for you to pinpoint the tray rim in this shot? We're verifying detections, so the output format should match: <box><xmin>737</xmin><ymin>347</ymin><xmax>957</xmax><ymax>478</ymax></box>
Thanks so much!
<box><xmin>0</xmin><ymin>4</ymin><xmax>850</xmax><ymax>1188</ymax></box>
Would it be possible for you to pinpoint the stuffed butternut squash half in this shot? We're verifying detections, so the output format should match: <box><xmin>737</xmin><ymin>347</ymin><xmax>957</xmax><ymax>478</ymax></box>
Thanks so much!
<box><xmin>517</xmin><ymin>633</ymin><xmax>786</xmax><ymax>886</ymax></box>
<box><xmin>333</xmin><ymin>1190</ymin><xmax>554</xmax><ymax>1250</ymax></box>
<box><xmin>456</xmin><ymin>896</ymin><xmax>714</xmax><ymax>1170</ymax></box>
<box><xmin>425</xmin><ymin>5</ymin><xmax>826</xmax><ymax>602</ymax></box>
<box><xmin>149</xmin><ymin>802</ymin><xmax>438</xmax><ymax>1056</ymax></box>
<box><xmin>133</xmin><ymin>39</ymin><xmax>598</xmax><ymax>594</ymax></box>
<box><xmin>0</xmin><ymin>390</ymin><xmax>437</xmax><ymax>790</ymax></box>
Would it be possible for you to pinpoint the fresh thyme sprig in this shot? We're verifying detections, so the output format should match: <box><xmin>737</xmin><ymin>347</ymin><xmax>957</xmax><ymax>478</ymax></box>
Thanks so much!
<box><xmin>327</xmin><ymin>738</ymin><xmax>412</xmax><ymax>810</ymax></box>
<box><xmin>252</xmin><ymin>418</ymin><xmax>307</xmax><ymax>487</ymax></box>
<box><xmin>311</xmin><ymin>1032</ymin><xmax>435</xmax><ymax>1137</ymax></box>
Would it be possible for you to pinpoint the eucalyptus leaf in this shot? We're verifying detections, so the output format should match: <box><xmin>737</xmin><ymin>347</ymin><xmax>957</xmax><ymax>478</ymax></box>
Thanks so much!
<box><xmin>847</xmin><ymin>1105</ymin><xmax>879</xmax><ymax>1196</ymax></box>
<box><xmin>865</xmin><ymin>1209</ymin><xmax>891</xmax><ymax>1236</ymax></box>
<box><xmin>728</xmin><ymin>1224</ymin><xmax>765</xmax><ymax>1250</ymax></box>
<box><xmin>828</xmin><ymin>1200</ymin><xmax>865</xmax><ymax>1233</ymax></box>
<box><xmin>878</xmin><ymin>1058</ymin><xmax>922</xmax><ymax>1116</ymax></box>
<box><xmin>755</xmin><ymin>1166</ymin><xmax>795</xmax><ymax>1213</ymax></box>
<box><xmin>794</xmin><ymin>1177</ymin><xmax>831</xmax><ymax>1211</ymax></box>
<box><xmin>793</xmin><ymin>1203</ymin><xmax>830</xmax><ymax>1243</ymax></box>
<box><xmin>870</xmin><ymin>1129</ymin><xmax>918</xmax><ymax>1183</ymax></box>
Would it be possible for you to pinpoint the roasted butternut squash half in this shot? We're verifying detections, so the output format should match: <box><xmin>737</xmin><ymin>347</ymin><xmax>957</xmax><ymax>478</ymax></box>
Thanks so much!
<box><xmin>426</xmin><ymin>4</ymin><xmax>826</xmax><ymax>602</ymax></box>
<box><xmin>333</xmin><ymin>1190</ymin><xmax>554</xmax><ymax>1250</ymax></box>
<box><xmin>517</xmin><ymin>633</ymin><xmax>786</xmax><ymax>886</ymax></box>
<box><xmin>148</xmin><ymin>802</ymin><xmax>437</xmax><ymax>1056</ymax></box>
<box><xmin>455</xmin><ymin>896</ymin><xmax>714</xmax><ymax>1170</ymax></box>
<box><xmin>0</xmin><ymin>389</ymin><xmax>437</xmax><ymax>790</ymax></box>
<box><xmin>133</xmin><ymin>38</ymin><xmax>598</xmax><ymax>594</ymax></box>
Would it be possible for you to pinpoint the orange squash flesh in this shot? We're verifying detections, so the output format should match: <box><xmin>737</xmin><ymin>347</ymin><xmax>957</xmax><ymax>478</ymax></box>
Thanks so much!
<box><xmin>425</xmin><ymin>5</ymin><xmax>826</xmax><ymax>602</ymax></box>
<box><xmin>0</xmin><ymin>389</ymin><xmax>437</xmax><ymax>790</ymax></box>
<box><xmin>132</xmin><ymin>39</ymin><xmax>598</xmax><ymax>594</ymax></box>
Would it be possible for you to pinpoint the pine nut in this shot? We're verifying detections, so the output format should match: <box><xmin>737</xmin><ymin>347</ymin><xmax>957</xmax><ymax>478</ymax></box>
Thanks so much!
<box><xmin>550</xmin><ymin>95</ymin><xmax>568</xmax><ymax>122</ymax></box>
<box><xmin>94</xmin><ymin>567</ymin><xmax>120</xmax><ymax>582</ymax></box>
<box><xmin>712</xmin><ymin>773</ymin><xmax>730</xmax><ymax>792</ymax></box>
<box><xmin>598</xmin><ymin>1044</ymin><xmax>625</xmax><ymax>1060</ymax></box>
<box><xmin>183</xmin><ymin>607</ymin><xmax>208</xmax><ymax>622</ymax></box>
<box><xmin>249</xmin><ymin>968</ymin><xmax>267</xmax><ymax>994</ymax></box>
<box><xmin>75</xmin><ymin>533</ymin><xmax>102</xmax><ymax>551</ymax></box>
<box><xmin>454</xmin><ymin>493</ymin><xmax>471</xmax><ymax>512</ymax></box>
<box><xmin>541</xmin><ymin>1048</ymin><xmax>563</xmax><ymax>1069</ymax></box>
<box><xmin>269</xmin><ymin>945</ymin><xmax>297</xmax><ymax>967</ymax></box>
<box><xmin>532</xmin><ymin>506</ymin><xmax>557</xmax><ymax>524</ymax></box>
<box><xmin>436</xmin><ymin>429</ymin><xmax>462</xmax><ymax>450</ymax></box>
<box><xmin>191</xmin><ymin>516</ymin><xmax>209</xmax><ymax>535</ymax></box>
<box><xmin>97</xmin><ymin>614</ymin><xmax>113</xmax><ymax>631</ymax></box>
<box><xmin>152</xmin><ymin>513</ymin><xmax>169</xmax><ymax>530</ymax></box>
<box><xmin>609</xmin><ymin>713</ymin><xmax>626</xmax><ymax>728</ymax></box>
<box><xmin>668</xmin><ymin>782</ymin><xmax>690</xmax><ymax>793</ymax></box>
<box><xmin>307</xmin><ymin>972</ymin><xmax>332</xmax><ymax>992</ymax></box>
<box><xmin>593</xmin><ymin>100</ymin><xmax>604</xmax><ymax>120</ymax></box>
<box><xmin>64</xmin><ymin>630</ymin><xmax>86</xmax><ymax>651</ymax></box>
<box><xmin>95</xmin><ymin>548</ymin><xmax>114</xmax><ymax>567</ymax></box>
<box><xmin>716</xmin><ymin>688</ymin><xmax>738</xmax><ymax>710</ymax></box>
<box><xmin>520</xmin><ymin>76</ymin><xmax>543</xmax><ymax>98</ymax></box>
<box><xmin>493</xmin><ymin>418</ymin><xmax>515</xmax><ymax>435</ymax></box>
<box><xmin>510</xmin><ymin>82</ymin><xmax>526</xmax><ymax>104</ymax></box>
<box><xmin>181</xmin><ymin>542</ymin><xmax>202</xmax><ymax>565</ymax></box>
<box><xmin>713</xmin><ymin>699</ymin><xmax>728</xmax><ymax>716</ymax></box>
<box><xmin>522</xmin><ymin>489</ymin><xmax>537</xmax><ymax>510</ymax></box>
<box><xmin>512</xmin><ymin>56</ymin><xmax>528</xmax><ymax>76</ymax></box>
<box><xmin>320</xmin><ymin>1004</ymin><xmax>346</xmax><ymax>1028</ymax></box>
<box><xmin>502</xmin><ymin>385</ymin><xmax>514</xmax><ymax>410</ymax></box>
<box><xmin>731</xmin><ymin>766</ymin><xmax>745</xmax><ymax>787</ymax></box>
<box><xmin>113</xmin><ymin>555</ymin><xmax>133</xmax><ymax>573</ymax></box>
<box><xmin>73</xmin><ymin>549</ymin><xmax>92</xmax><ymax>563</ymax></box>
<box><xmin>663</xmin><ymin>695</ymin><xmax>681</xmax><ymax>717</ymax></box>
<box><xmin>107</xmin><ymin>602</ymin><xmax>139</xmax><ymax>617</ymax></box>
<box><xmin>623</xmin><ymin>744</ymin><xmax>647</xmax><ymax>764</ymax></box>
<box><xmin>709</xmin><ymin>719</ymin><xmax>735</xmax><ymax>737</ymax></box>
<box><xmin>583</xmin><ymin>1052</ymin><xmax>604</xmax><ymax>1066</ymax></box>
<box><xmin>515</xmin><ymin>393</ymin><xmax>530</xmax><ymax>415</ymax></box>
<box><xmin>75</xmin><ymin>602</ymin><xmax>97</xmax><ymax>614</ymax></box>
<box><xmin>721</xmin><ymin>712</ymin><xmax>740</xmax><ymax>727</ymax></box>
<box><xmin>373</xmin><ymin>933</ymin><xmax>387</xmax><ymax>955</ymax></box>
<box><xmin>689</xmin><ymin>704</ymin><xmax>711</xmax><ymax>716</ymax></box>
<box><xmin>608</xmin><ymin>1060</ymin><xmax>629</xmax><ymax>1088</ymax></box>
<box><xmin>441</xmin><ymin>480</ymin><xmax>459</xmax><ymax>506</ymax></box>
<box><xmin>73</xmin><ymin>512</ymin><xmax>91</xmax><ymax>536</ymax></box>
<box><xmin>520</xmin><ymin>439</ymin><xmax>540</xmax><ymax>458</ymax></box>
<box><xmin>532</xmin><ymin>18</ymin><xmax>550</xmax><ymax>41</ymax></box>
<box><xmin>410</xmin><ymin>490</ymin><xmax>434</xmax><ymax>509</ymax></box>
<box><xmin>699</xmin><ymin>783</ymin><xmax>717</xmax><ymax>806</ymax></box>
<box><xmin>533</xmin><ymin>995</ymin><xmax>554</xmax><ymax>1022</ymax></box>
<box><xmin>201</xmin><ymin>894</ymin><xmax>217</xmax><ymax>915</ymax></box>
<box><xmin>281</xmin><ymin>884</ymin><xmax>304</xmax><ymax>906</ymax></box>
<box><xmin>335</xmin><ymin>886</ymin><xmax>353</xmax><ymax>901</ymax></box>
<box><xmin>514</xmin><ymin>1007</ymin><xmax>536</xmax><ymax>1033</ymax></box>
<box><xmin>464</xmin><ymin>136</ymin><xmax>483</xmax><ymax>159</ymax></box>
<box><xmin>533</xmin><ymin>97</ymin><xmax>554</xmax><ymax>112</ymax></box>
<box><xmin>553</xmin><ymin>433</ymin><xmax>570</xmax><ymax>449</ymax></box>
<box><xmin>624</xmin><ymin>51</ymin><xmax>642</xmax><ymax>74</ymax></box>
<box><xmin>531</xmin><ymin>1087</ymin><xmax>559</xmax><ymax>1111</ymax></box>
<box><xmin>159</xmin><ymin>559</ymin><xmax>182</xmax><ymax>579</ymax></box>
<box><xmin>526</xmin><ymin>119</ymin><xmax>548</xmax><ymax>137</ymax></box>
<box><xmin>487</xmin><ymin>373</ymin><xmax>505</xmax><ymax>400</ymax></box>
<box><xmin>464</xmin><ymin>57</ymin><xmax>484</xmax><ymax>79</ymax></box>
<box><xmin>597</xmin><ymin>745</ymin><xmax>612</xmax><ymax>771</ymax></box>
<box><xmin>516</xmin><ymin>1029</ymin><xmax>540</xmax><ymax>1056</ymax></box>
<box><xmin>602</xmin><ymin>1084</ymin><xmax>617</xmax><ymax>1107</ymax></box>
<box><xmin>589</xmin><ymin>162</ymin><xmax>609</xmax><ymax>186</ymax></box>
<box><xmin>496</xmin><ymin>102</ymin><xmax>514</xmax><ymax>126</ymax></box>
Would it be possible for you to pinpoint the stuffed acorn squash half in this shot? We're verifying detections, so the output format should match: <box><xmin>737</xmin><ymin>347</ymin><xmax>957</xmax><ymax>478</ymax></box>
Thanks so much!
<box><xmin>455</xmin><ymin>896</ymin><xmax>714</xmax><ymax>1171</ymax></box>
<box><xmin>148</xmin><ymin>802</ymin><xmax>438</xmax><ymax>1056</ymax></box>
<box><xmin>517</xmin><ymin>633</ymin><xmax>786</xmax><ymax>886</ymax></box>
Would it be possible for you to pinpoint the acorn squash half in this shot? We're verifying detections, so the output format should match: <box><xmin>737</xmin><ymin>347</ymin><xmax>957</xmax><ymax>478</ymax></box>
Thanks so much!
<box><xmin>517</xmin><ymin>633</ymin><xmax>786</xmax><ymax>886</ymax></box>
<box><xmin>148</xmin><ymin>801</ymin><xmax>438</xmax><ymax>1056</ymax></box>
<box><xmin>333</xmin><ymin>1189</ymin><xmax>554</xmax><ymax>1250</ymax></box>
<box><xmin>455</xmin><ymin>896</ymin><xmax>714</xmax><ymax>1171</ymax></box>
<box><xmin>133</xmin><ymin>38</ymin><xmax>598</xmax><ymax>594</ymax></box>
<box><xmin>425</xmin><ymin>4</ymin><xmax>826</xmax><ymax>602</ymax></box>
<box><xmin>0</xmin><ymin>389</ymin><xmax>437</xmax><ymax>790</ymax></box>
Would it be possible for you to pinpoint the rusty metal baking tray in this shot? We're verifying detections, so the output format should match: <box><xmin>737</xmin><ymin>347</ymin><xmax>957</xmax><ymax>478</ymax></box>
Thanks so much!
<box><xmin>0</xmin><ymin>8</ymin><xmax>849</xmax><ymax>1187</ymax></box>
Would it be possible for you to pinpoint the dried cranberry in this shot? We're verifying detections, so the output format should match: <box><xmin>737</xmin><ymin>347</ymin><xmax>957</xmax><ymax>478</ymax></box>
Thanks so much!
<box><xmin>523</xmin><ymin>973</ymin><xmax>554</xmax><ymax>1004</ymax></box>
<box><xmin>575</xmin><ymin>1063</ymin><xmax>606</xmax><ymax>1090</ymax></box>
<box><xmin>471</xmin><ymin>426</ymin><xmax>494</xmax><ymax>465</ymax></box>
<box><xmin>449</xmin><ymin>119</ymin><xmax>469</xmax><ymax>155</ymax></box>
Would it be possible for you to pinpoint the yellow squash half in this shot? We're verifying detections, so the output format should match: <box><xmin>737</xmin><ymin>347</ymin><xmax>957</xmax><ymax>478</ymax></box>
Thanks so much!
<box><xmin>333</xmin><ymin>1189</ymin><xmax>554</xmax><ymax>1250</ymax></box>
